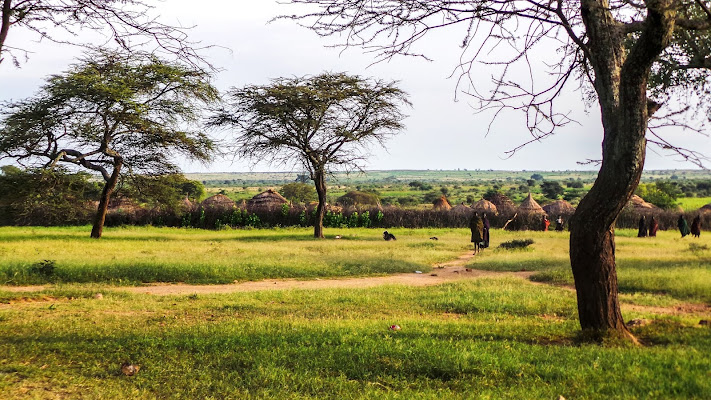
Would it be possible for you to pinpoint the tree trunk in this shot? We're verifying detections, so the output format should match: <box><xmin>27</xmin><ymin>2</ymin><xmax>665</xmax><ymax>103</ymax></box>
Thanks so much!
<box><xmin>90</xmin><ymin>161</ymin><xmax>122</xmax><ymax>239</ymax></box>
<box><xmin>571</xmin><ymin>1</ymin><xmax>675</xmax><ymax>339</ymax></box>
<box><xmin>313</xmin><ymin>169</ymin><xmax>326</xmax><ymax>239</ymax></box>
<box><xmin>0</xmin><ymin>0</ymin><xmax>10</xmax><ymax>63</ymax></box>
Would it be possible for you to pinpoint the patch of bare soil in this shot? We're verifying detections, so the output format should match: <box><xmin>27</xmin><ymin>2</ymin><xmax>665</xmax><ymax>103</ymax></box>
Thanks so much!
<box><xmin>118</xmin><ymin>253</ymin><xmax>534</xmax><ymax>295</ymax></box>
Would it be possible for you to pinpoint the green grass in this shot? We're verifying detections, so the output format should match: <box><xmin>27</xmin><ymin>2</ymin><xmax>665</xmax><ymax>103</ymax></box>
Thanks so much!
<box><xmin>0</xmin><ymin>226</ymin><xmax>468</xmax><ymax>285</ymax></box>
<box><xmin>466</xmin><ymin>229</ymin><xmax>711</xmax><ymax>303</ymax></box>
<box><xmin>677</xmin><ymin>196</ymin><xmax>711</xmax><ymax>211</ymax></box>
<box><xmin>1</xmin><ymin>280</ymin><xmax>709</xmax><ymax>399</ymax></box>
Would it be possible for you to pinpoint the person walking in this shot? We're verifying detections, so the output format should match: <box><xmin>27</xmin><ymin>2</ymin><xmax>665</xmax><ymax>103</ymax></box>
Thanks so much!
<box><xmin>648</xmin><ymin>216</ymin><xmax>659</xmax><ymax>237</ymax></box>
<box><xmin>637</xmin><ymin>216</ymin><xmax>647</xmax><ymax>237</ymax></box>
<box><xmin>482</xmin><ymin>213</ymin><xmax>490</xmax><ymax>248</ymax></box>
<box><xmin>555</xmin><ymin>216</ymin><xmax>564</xmax><ymax>231</ymax></box>
<box><xmin>470</xmin><ymin>212</ymin><xmax>484</xmax><ymax>255</ymax></box>
<box><xmin>690</xmin><ymin>215</ymin><xmax>701</xmax><ymax>238</ymax></box>
<box><xmin>678</xmin><ymin>215</ymin><xmax>691</xmax><ymax>238</ymax></box>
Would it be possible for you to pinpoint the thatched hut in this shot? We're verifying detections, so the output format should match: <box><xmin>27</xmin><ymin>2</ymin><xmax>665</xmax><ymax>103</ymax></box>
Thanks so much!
<box><xmin>518</xmin><ymin>193</ymin><xmax>545</xmax><ymax>214</ymax></box>
<box><xmin>247</xmin><ymin>189</ymin><xmax>289</xmax><ymax>211</ymax></box>
<box><xmin>700</xmin><ymin>203</ymin><xmax>711</xmax><ymax>213</ymax></box>
<box><xmin>487</xmin><ymin>193</ymin><xmax>516</xmax><ymax>213</ymax></box>
<box><xmin>471</xmin><ymin>199</ymin><xmax>498</xmax><ymax>216</ymax></box>
<box><xmin>542</xmin><ymin>200</ymin><xmax>575</xmax><ymax>216</ymax></box>
<box><xmin>433</xmin><ymin>195</ymin><xmax>452</xmax><ymax>210</ymax></box>
<box><xmin>628</xmin><ymin>194</ymin><xmax>658</xmax><ymax>210</ymax></box>
<box><xmin>201</xmin><ymin>194</ymin><xmax>236</xmax><ymax>210</ymax></box>
<box><xmin>451</xmin><ymin>202</ymin><xmax>471</xmax><ymax>213</ymax></box>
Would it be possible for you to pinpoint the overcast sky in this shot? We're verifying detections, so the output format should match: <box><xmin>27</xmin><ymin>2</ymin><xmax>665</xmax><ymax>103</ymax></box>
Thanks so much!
<box><xmin>2</xmin><ymin>0</ymin><xmax>709</xmax><ymax>173</ymax></box>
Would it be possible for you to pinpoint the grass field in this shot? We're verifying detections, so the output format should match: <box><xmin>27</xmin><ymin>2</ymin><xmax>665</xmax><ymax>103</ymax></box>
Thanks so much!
<box><xmin>677</xmin><ymin>197</ymin><xmax>711</xmax><ymax>211</ymax></box>
<box><xmin>0</xmin><ymin>226</ymin><xmax>710</xmax><ymax>399</ymax></box>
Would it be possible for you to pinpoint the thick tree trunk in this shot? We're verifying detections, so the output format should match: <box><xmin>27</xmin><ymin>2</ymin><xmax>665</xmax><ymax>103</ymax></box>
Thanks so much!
<box><xmin>571</xmin><ymin>1</ymin><xmax>675</xmax><ymax>339</ymax></box>
<box><xmin>313</xmin><ymin>170</ymin><xmax>326</xmax><ymax>238</ymax></box>
<box><xmin>90</xmin><ymin>161</ymin><xmax>122</xmax><ymax>239</ymax></box>
<box><xmin>0</xmin><ymin>0</ymin><xmax>10</xmax><ymax>63</ymax></box>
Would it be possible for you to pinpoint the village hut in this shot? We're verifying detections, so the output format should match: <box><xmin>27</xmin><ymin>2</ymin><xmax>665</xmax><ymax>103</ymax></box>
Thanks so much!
<box><xmin>700</xmin><ymin>203</ymin><xmax>711</xmax><ymax>213</ymax></box>
<box><xmin>542</xmin><ymin>200</ymin><xmax>575</xmax><ymax>216</ymax></box>
<box><xmin>471</xmin><ymin>199</ymin><xmax>498</xmax><ymax>216</ymax></box>
<box><xmin>487</xmin><ymin>193</ymin><xmax>516</xmax><ymax>213</ymax></box>
<box><xmin>628</xmin><ymin>194</ymin><xmax>658</xmax><ymax>210</ymax></box>
<box><xmin>247</xmin><ymin>189</ymin><xmax>289</xmax><ymax>211</ymax></box>
<box><xmin>518</xmin><ymin>193</ymin><xmax>545</xmax><ymax>214</ymax></box>
<box><xmin>201</xmin><ymin>194</ymin><xmax>236</xmax><ymax>210</ymax></box>
<box><xmin>433</xmin><ymin>195</ymin><xmax>452</xmax><ymax>210</ymax></box>
<box><xmin>451</xmin><ymin>202</ymin><xmax>471</xmax><ymax>213</ymax></box>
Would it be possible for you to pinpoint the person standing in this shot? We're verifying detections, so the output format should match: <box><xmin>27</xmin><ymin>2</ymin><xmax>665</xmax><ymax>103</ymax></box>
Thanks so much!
<box><xmin>555</xmin><ymin>216</ymin><xmax>564</xmax><ymax>231</ymax></box>
<box><xmin>690</xmin><ymin>215</ymin><xmax>701</xmax><ymax>238</ymax></box>
<box><xmin>648</xmin><ymin>216</ymin><xmax>659</xmax><ymax>237</ymax></box>
<box><xmin>678</xmin><ymin>215</ymin><xmax>691</xmax><ymax>238</ymax></box>
<box><xmin>470</xmin><ymin>212</ymin><xmax>484</xmax><ymax>255</ymax></box>
<box><xmin>637</xmin><ymin>216</ymin><xmax>647</xmax><ymax>237</ymax></box>
<box><xmin>543</xmin><ymin>215</ymin><xmax>550</xmax><ymax>231</ymax></box>
<box><xmin>482</xmin><ymin>213</ymin><xmax>490</xmax><ymax>248</ymax></box>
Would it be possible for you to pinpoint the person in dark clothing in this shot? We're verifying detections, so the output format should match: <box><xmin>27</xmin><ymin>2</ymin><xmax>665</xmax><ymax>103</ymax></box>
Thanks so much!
<box><xmin>555</xmin><ymin>216</ymin><xmax>564</xmax><ymax>231</ymax></box>
<box><xmin>648</xmin><ymin>216</ymin><xmax>658</xmax><ymax>237</ymax></box>
<box><xmin>470</xmin><ymin>212</ymin><xmax>484</xmax><ymax>255</ymax></box>
<box><xmin>690</xmin><ymin>215</ymin><xmax>701</xmax><ymax>238</ymax></box>
<box><xmin>482</xmin><ymin>213</ymin><xmax>490</xmax><ymax>248</ymax></box>
<box><xmin>637</xmin><ymin>216</ymin><xmax>647</xmax><ymax>237</ymax></box>
<box><xmin>678</xmin><ymin>215</ymin><xmax>691</xmax><ymax>238</ymax></box>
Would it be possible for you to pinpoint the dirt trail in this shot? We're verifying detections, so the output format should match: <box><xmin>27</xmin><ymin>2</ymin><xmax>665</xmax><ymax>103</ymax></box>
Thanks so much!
<box><xmin>2</xmin><ymin>253</ymin><xmax>709</xmax><ymax>318</ymax></box>
<box><xmin>119</xmin><ymin>253</ymin><xmax>535</xmax><ymax>295</ymax></box>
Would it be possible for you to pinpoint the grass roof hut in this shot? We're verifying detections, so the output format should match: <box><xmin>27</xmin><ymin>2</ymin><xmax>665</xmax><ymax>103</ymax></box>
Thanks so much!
<box><xmin>247</xmin><ymin>189</ymin><xmax>289</xmax><ymax>211</ymax></box>
<box><xmin>519</xmin><ymin>193</ymin><xmax>545</xmax><ymax>214</ymax></box>
<box><xmin>433</xmin><ymin>195</ymin><xmax>452</xmax><ymax>210</ymax></box>
<box><xmin>542</xmin><ymin>200</ymin><xmax>575</xmax><ymax>216</ymax></box>
<box><xmin>700</xmin><ymin>203</ymin><xmax>711</xmax><ymax>213</ymax></box>
<box><xmin>487</xmin><ymin>193</ymin><xmax>516</xmax><ymax>213</ymax></box>
<box><xmin>628</xmin><ymin>194</ymin><xmax>658</xmax><ymax>210</ymax></box>
<box><xmin>201</xmin><ymin>194</ymin><xmax>236</xmax><ymax>210</ymax></box>
<box><xmin>451</xmin><ymin>202</ymin><xmax>472</xmax><ymax>213</ymax></box>
<box><xmin>471</xmin><ymin>199</ymin><xmax>498</xmax><ymax>216</ymax></box>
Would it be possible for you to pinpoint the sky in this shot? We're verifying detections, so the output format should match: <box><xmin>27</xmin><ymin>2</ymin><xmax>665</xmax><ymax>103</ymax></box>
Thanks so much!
<box><xmin>1</xmin><ymin>0</ymin><xmax>709</xmax><ymax>173</ymax></box>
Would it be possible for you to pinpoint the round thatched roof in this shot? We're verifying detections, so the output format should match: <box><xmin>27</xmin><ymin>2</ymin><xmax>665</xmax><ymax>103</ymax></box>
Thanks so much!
<box><xmin>433</xmin><ymin>195</ymin><xmax>452</xmax><ymax>210</ymax></box>
<box><xmin>519</xmin><ymin>193</ymin><xmax>545</xmax><ymax>213</ymax></box>
<box><xmin>202</xmin><ymin>194</ymin><xmax>236</xmax><ymax>209</ymax></box>
<box><xmin>542</xmin><ymin>200</ymin><xmax>575</xmax><ymax>216</ymax></box>
<box><xmin>487</xmin><ymin>193</ymin><xmax>516</xmax><ymax>212</ymax></box>
<box><xmin>628</xmin><ymin>194</ymin><xmax>658</xmax><ymax>209</ymax></box>
<box><xmin>471</xmin><ymin>199</ymin><xmax>498</xmax><ymax>215</ymax></box>
<box><xmin>247</xmin><ymin>189</ymin><xmax>289</xmax><ymax>211</ymax></box>
<box><xmin>699</xmin><ymin>203</ymin><xmax>711</xmax><ymax>213</ymax></box>
<box><xmin>451</xmin><ymin>202</ymin><xmax>471</xmax><ymax>213</ymax></box>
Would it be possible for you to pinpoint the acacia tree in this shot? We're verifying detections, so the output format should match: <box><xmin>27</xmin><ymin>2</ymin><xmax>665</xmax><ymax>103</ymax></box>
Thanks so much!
<box><xmin>209</xmin><ymin>73</ymin><xmax>410</xmax><ymax>238</ymax></box>
<box><xmin>282</xmin><ymin>1</ymin><xmax>711</xmax><ymax>339</ymax></box>
<box><xmin>0</xmin><ymin>50</ymin><xmax>218</xmax><ymax>238</ymax></box>
<box><xmin>0</xmin><ymin>0</ymin><xmax>208</xmax><ymax>67</ymax></box>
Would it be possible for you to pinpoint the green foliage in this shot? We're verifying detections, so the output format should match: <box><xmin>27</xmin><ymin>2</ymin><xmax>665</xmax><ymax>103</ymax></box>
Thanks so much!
<box><xmin>280</xmin><ymin>182</ymin><xmax>317</xmax><ymax>203</ymax></box>
<box><xmin>336</xmin><ymin>191</ymin><xmax>380</xmax><ymax>206</ymax></box>
<box><xmin>0</xmin><ymin>167</ymin><xmax>99</xmax><ymax>225</ymax></box>
<box><xmin>123</xmin><ymin>174</ymin><xmax>205</xmax><ymax>209</ymax></box>
<box><xmin>636</xmin><ymin>182</ymin><xmax>681</xmax><ymax>209</ymax></box>
<box><xmin>408</xmin><ymin>181</ymin><xmax>433</xmax><ymax>190</ymax></box>
<box><xmin>540</xmin><ymin>181</ymin><xmax>565</xmax><ymax>199</ymax></box>
<box><xmin>530</xmin><ymin>173</ymin><xmax>544</xmax><ymax>180</ymax></box>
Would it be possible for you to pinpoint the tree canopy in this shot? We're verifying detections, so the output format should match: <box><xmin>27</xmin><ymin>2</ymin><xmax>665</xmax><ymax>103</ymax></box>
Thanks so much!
<box><xmin>209</xmin><ymin>72</ymin><xmax>410</xmax><ymax>238</ymax></box>
<box><xmin>0</xmin><ymin>50</ymin><xmax>218</xmax><ymax>237</ymax></box>
<box><xmin>0</xmin><ymin>0</ymin><xmax>210</xmax><ymax>68</ymax></box>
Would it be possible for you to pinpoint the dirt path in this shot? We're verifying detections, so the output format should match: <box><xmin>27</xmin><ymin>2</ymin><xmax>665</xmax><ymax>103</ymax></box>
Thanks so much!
<box><xmin>2</xmin><ymin>252</ymin><xmax>709</xmax><ymax>318</ymax></box>
<box><xmin>119</xmin><ymin>253</ymin><xmax>535</xmax><ymax>295</ymax></box>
